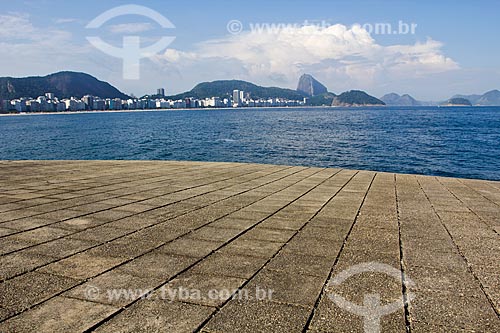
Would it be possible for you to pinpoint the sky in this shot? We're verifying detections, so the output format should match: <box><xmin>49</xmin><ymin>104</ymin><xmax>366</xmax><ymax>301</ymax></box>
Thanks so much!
<box><xmin>1</xmin><ymin>0</ymin><xmax>500</xmax><ymax>100</ymax></box>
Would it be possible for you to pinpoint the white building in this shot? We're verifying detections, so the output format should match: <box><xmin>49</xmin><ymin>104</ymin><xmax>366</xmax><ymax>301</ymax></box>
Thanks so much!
<box><xmin>13</xmin><ymin>99</ymin><xmax>28</xmax><ymax>112</ymax></box>
<box><xmin>172</xmin><ymin>100</ymin><xmax>186</xmax><ymax>108</ymax></box>
<box><xmin>233</xmin><ymin>90</ymin><xmax>240</xmax><ymax>107</ymax></box>
<box><xmin>27</xmin><ymin>101</ymin><xmax>40</xmax><ymax>112</ymax></box>
<box><xmin>64</xmin><ymin>98</ymin><xmax>86</xmax><ymax>111</ymax></box>
<box><xmin>56</xmin><ymin>102</ymin><xmax>66</xmax><ymax>112</ymax></box>
<box><xmin>202</xmin><ymin>97</ymin><xmax>222</xmax><ymax>108</ymax></box>
<box><xmin>156</xmin><ymin>99</ymin><xmax>170</xmax><ymax>109</ymax></box>
<box><xmin>113</xmin><ymin>98</ymin><xmax>122</xmax><ymax>110</ymax></box>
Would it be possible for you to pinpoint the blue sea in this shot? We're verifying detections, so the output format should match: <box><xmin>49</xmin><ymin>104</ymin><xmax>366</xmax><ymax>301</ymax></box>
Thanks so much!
<box><xmin>1</xmin><ymin>106</ymin><xmax>499</xmax><ymax>180</ymax></box>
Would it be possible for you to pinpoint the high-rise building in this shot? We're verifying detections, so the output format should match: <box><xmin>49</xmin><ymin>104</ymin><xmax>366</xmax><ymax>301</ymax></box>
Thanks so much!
<box><xmin>82</xmin><ymin>95</ymin><xmax>94</xmax><ymax>110</ymax></box>
<box><xmin>14</xmin><ymin>99</ymin><xmax>28</xmax><ymax>112</ymax></box>
<box><xmin>233</xmin><ymin>90</ymin><xmax>240</xmax><ymax>107</ymax></box>
<box><xmin>93</xmin><ymin>99</ymin><xmax>106</xmax><ymax>111</ymax></box>
<box><xmin>157</xmin><ymin>88</ymin><xmax>165</xmax><ymax>97</ymax></box>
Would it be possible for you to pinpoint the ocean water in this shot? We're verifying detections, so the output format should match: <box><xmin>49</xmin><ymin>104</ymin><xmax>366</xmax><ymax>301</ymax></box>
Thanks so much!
<box><xmin>1</xmin><ymin>106</ymin><xmax>499</xmax><ymax>180</ymax></box>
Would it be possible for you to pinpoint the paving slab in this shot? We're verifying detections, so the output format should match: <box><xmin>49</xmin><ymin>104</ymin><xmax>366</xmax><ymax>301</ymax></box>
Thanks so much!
<box><xmin>203</xmin><ymin>300</ymin><xmax>311</xmax><ymax>333</ymax></box>
<box><xmin>161</xmin><ymin>271</ymin><xmax>246</xmax><ymax>307</ymax></box>
<box><xmin>0</xmin><ymin>296</ymin><xmax>118</xmax><ymax>333</ymax></box>
<box><xmin>63</xmin><ymin>270</ymin><xmax>163</xmax><ymax>307</ymax></box>
<box><xmin>309</xmin><ymin>297</ymin><xmax>407</xmax><ymax>333</ymax></box>
<box><xmin>245</xmin><ymin>268</ymin><xmax>324</xmax><ymax>308</ymax></box>
<box><xmin>95</xmin><ymin>300</ymin><xmax>215</xmax><ymax>333</ymax></box>
<box><xmin>409</xmin><ymin>290</ymin><xmax>500</xmax><ymax>330</ymax></box>
<box><xmin>0</xmin><ymin>271</ymin><xmax>79</xmax><ymax>315</ymax></box>
<box><xmin>24</xmin><ymin>237</ymin><xmax>98</xmax><ymax>259</ymax></box>
<box><xmin>0</xmin><ymin>251</ymin><xmax>58</xmax><ymax>281</ymax></box>
<box><xmin>265</xmin><ymin>251</ymin><xmax>334</xmax><ymax>279</ymax></box>
<box><xmin>116</xmin><ymin>251</ymin><xmax>197</xmax><ymax>281</ymax></box>
<box><xmin>216</xmin><ymin>238</ymin><xmax>284</xmax><ymax>259</ymax></box>
<box><xmin>0</xmin><ymin>161</ymin><xmax>498</xmax><ymax>332</ymax></box>
<box><xmin>188</xmin><ymin>252</ymin><xmax>268</xmax><ymax>279</ymax></box>
<box><xmin>37</xmin><ymin>252</ymin><xmax>127</xmax><ymax>280</ymax></box>
<box><xmin>157</xmin><ymin>237</ymin><xmax>223</xmax><ymax>258</ymax></box>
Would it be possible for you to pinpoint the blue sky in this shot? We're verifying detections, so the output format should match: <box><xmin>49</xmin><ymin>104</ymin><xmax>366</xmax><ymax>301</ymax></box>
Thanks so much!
<box><xmin>1</xmin><ymin>0</ymin><xmax>500</xmax><ymax>99</ymax></box>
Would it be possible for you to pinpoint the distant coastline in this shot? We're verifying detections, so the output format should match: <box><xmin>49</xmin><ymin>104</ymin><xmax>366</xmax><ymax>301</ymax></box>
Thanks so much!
<box><xmin>2</xmin><ymin>104</ymin><xmax>498</xmax><ymax>118</ymax></box>
<box><xmin>4</xmin><ymin>72</ymin><xmax>500</xmax><ymax>113</ymax></box>
<box><xmin>0</xmin><ymin>105</ymin><xmax>342</xmax><ymax>117</ymax></box>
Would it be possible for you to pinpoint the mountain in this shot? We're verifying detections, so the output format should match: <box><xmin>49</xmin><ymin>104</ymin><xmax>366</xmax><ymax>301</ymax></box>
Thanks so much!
<box><xmin>332</xmin><ymin>90</ymin><xmax>385</xmax><ymax>107</ymax></box>
<box><xmin>452</xmin><ymin>94</ymin><xmax>482</xmax><ymax>105</ymax></box>
<box><xmin>297</xmin><ymin>75</ymin><xmax>383</xmax><ymax>107</ymax></box>
<box><xmin>297</xmin><ymin>74</ymin><xmax>328</xmax><ymax>97</ymax></box>
<box><xmin>443</xmin><ymin>97</ymin><xmax>472</xmax><ymax>106</ymax></box>
<box><xmin>166</xmin><ymin>80</ymin><xmax>307</xmax><ymax>101</ymax></box>
<box><xmin>0</xmin><ymin>72</ymin><xmax>129</xmax><ymax>100</ymax></box>
<box><xmin>449</xmin><ymin>90</ymin><xmax>500</xmax><ymax>106</ymax></box>
<box><xmin>380</xmin><ymin>93</ymin><xmax>421</xmax><ymax>106</ymax></box>
<box><xmin>308</xmin><ymin>92</ymin><xmax>337</xmax><ymax>106</ymax></box>
<box><xmin>476</xmin><ymin>90</ymin><xmax>500</xmax><ymax>105</ymax></box>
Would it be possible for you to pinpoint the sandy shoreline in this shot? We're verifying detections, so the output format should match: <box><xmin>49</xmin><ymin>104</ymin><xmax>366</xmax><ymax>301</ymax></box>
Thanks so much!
<box><xmin>0</xmin><ymin>108</ymin><xmax>233</xmax><ymax>117</ymax></box>
<box><xmin>0</xmin><ymin>105</ymin><xmax>392</xmax><ymax>117</ymax></box>
<box><xmin>0</xmin><ymin>107</ymin><xmax>294</xmax><ymax>117</ymax></box>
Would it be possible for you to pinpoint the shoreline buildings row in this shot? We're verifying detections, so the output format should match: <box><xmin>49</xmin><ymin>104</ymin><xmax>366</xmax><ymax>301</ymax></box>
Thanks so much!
<box><xmin>1</xmin><ymin>89</ymin><xmax>307</xmax><ymax>113</ymax></box>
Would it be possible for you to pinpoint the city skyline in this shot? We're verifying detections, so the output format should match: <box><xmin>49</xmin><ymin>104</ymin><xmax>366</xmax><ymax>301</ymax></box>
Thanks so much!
<box><xmin>1</xmin><ymin>0</ymin><xmax>500</xmax><ymax>100</ymax></box>
<box><xmin>3</xmin><ymin>88</ymin><xmax>307</xmax><ymax>112</ymax></box>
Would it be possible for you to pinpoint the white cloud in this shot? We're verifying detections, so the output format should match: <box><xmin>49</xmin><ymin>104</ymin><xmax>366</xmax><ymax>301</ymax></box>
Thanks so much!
<box><xmin>0</xmin><ymin>13</ymin><xmax>36</xmax><ymax>40</ymax></box>
<box><xmin>0</xmin><ymin>13</ymin><xmax>73</xmax><ymax>43</ymax></box>
<box><xmin>0</xmin><ymin>13</ymin><xmax>89</xmax><ymax>78</ymax></box>
<box><xmin>0</xmin><ymin>14</ymin><xmax>493</xmax><ymax>100</ymax></box>
<box><xmin>153</xmin><ymin>23</ymin><xmax>459</xmax><ymax>92</ymax></box>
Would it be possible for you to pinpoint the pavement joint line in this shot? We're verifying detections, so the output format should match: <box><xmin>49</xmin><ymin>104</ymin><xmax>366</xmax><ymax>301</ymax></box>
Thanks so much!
<box><xmin>193</xmin><ymin>169</ymin><xmax>359</xmax><ymax>332</ymax></box>
<box><xmin>416</xmin><ymin>177</ymin><xmax>500</xmax><ymax>318</ymax></box>
<box><xmin>0</xmin><ymin>166</ymin><xmax>293</xmax><ymax>319</ymax></box>
<box><xmin>0</xmin><ymin>167</ymin><xmax>252</xmax><ymax>247</ymax></box>
<box><xmin>456</xmin><ymin>178</ymin><xmax>500</xmax><ymax>210</ymax></box>
<box><xmin>2</xmin><ymin>161</ymin><xmax>250</xmax><ymax>213</ymax></box>
<box><xmin>482</xmin><ymin>179</ymin><xmax>500</xmax><ymax>191</ymax></box>
<box><xmin>433</xmin><ymin>175</ymin><xmax>498</xmax><ymax>235</ymax></box>
<box><xmin>0</xmin><ymin>164</ymin><xmax>284</xmax><ymax>260</ymax></box>
<box><xmin>78</xmin><ymin>166</ymin><xmax>333</xmax><ymax>332</ymax></box>
<box><xmin>0</xmin><ymin>165</ymin><xmax>191</xmax><ymax>207</ymax></box>
<box><xmin>0</xmin><ymin>165</ymin><xmax>311</xmax><ymax>322</ymax></box>
<box><xmin>450</xmin><ymin>178</ymin><xmax>500</xmax><ymax>236</ymax></box>
<box><xmin>0</xmin><ymin>165</ymin><xmax>212</xmax><ymax>220</ymax></box>
<box><xmin>0</xmin><ymin>165</ymin><xmax>295</xmax><ymax>282</ymax></box>
<box><xmin>0</xmin><ymin>164</ymin><xmax>257</xmax><ymax>221</ymax></box>
<box><xmin>0</xmin><ymin>163</ymin><xmax>271</xmax><ymax>242</ymax></box>
<box><xmin>395</xmin><ymin>174</ymin><xmax>413</xmax><ymax>333</ymax></box>
<box><xmin>0</xmin><ymin>161</ymin><xmax>251</xmax><ymax>215</ymax></box>
<box><xmin>442</xmin><ymin>177</ymin><xmax>499</xmax><ymax>207</ymax></box>
<box><xmin>302</xmin><ymin>171</ymin><xmax>376</xmax><ymax>332</ymax></box>
<box><xmin>135</xmin><ymin>168</ymin><xmax>344</xmax><ymax>329</ymax></box>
